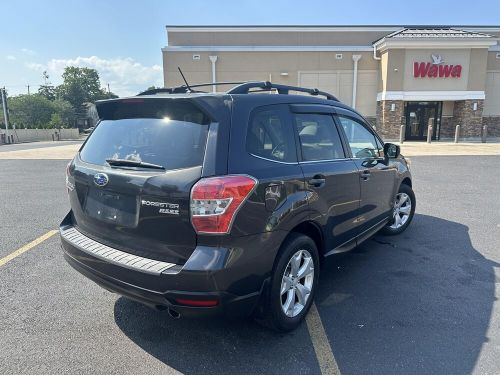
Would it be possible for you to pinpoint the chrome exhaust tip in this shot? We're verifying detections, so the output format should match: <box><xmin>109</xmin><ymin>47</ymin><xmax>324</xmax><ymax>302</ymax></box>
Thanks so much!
<box><xmin>168</xmin><ymin>308</ymin><xmax>181</xmax><ymax>319</ymax></box>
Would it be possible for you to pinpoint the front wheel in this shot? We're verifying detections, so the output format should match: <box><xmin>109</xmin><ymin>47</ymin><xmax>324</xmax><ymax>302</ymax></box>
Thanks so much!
<box><xmin>257</xmin><ymin>233</ymin><xmax>319</xmax><ymax>332</ymax></box>
<box><xmin>380</xmin><ymin>184</ymin><xmax>416</xmax><ymax>235</ymax></box>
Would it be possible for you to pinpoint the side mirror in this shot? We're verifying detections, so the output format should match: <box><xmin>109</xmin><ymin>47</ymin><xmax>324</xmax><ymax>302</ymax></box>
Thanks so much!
<box><xmin>384</xmin><ymin>143</ymin><xmax>400</xmax><ymax>158</ymax></box>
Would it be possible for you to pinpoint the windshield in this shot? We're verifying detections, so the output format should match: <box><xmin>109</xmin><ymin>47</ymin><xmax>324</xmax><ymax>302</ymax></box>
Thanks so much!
<box><xmin>80</xmin><ymin>101</ymin><xmax>210</xmax><ymax>170</ymax></box>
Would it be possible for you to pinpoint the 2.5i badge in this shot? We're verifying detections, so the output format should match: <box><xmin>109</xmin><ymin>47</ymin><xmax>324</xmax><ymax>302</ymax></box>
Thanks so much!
<box><xmin>141</xmin><ymin>199</ymin><xmax>180</xmax><ymax>215</ymax></box>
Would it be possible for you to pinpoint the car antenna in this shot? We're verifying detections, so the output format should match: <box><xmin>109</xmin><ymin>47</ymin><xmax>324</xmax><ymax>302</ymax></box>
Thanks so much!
<box><xmin>177</xmin><ymin>67</ymin><xmax>192</xmax><ymax>91</ymax></box>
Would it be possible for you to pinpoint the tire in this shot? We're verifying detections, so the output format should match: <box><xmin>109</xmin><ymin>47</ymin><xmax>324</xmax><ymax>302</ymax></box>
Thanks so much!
<box><xmin>380</xmin><ymin>183</ymin><xmax>416</xmax><ymax>236</ymax></box>
<box><xmin>256</xmin><ymin>233</ymin><xmax>320</xmax><ymax>332</ymax></box>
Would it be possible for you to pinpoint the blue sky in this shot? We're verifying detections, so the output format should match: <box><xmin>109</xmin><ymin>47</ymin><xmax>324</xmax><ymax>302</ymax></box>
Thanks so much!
<box><xmin>2</xmin><ymin>0</ymin><xmax>499</xmax><ymax>96</ymax></box>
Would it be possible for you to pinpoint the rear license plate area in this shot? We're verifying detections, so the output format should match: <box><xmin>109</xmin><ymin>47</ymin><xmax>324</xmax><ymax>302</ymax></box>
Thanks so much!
<box><xmin>85</xmin><ymin>188</ymin><xmax>137</xmax><ymax>226</ymax></box>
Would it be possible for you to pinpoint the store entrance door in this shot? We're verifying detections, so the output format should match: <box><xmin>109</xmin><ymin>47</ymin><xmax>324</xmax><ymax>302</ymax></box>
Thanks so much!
<box><xmin>404</xmin><ymin>102</ymin><xmax>442</xmax><ymax>141</ymax></box>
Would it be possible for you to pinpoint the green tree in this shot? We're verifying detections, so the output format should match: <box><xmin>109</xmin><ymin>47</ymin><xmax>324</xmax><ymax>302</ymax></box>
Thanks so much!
<box><xmin>38</xmin><ymin>85</ymin><xmax>56</xmax><ymax>101</ymax></box>
<box><xmin>98</xmin><ymin>91</ymin><xmax>119</xmax><ymax>100</ymax></box>
<box><xmin>48</xmin><ymin>113</ymin><xmax>64</xmax><ymax>129</ymax></box>
<box><xmin>7</xmin><ymin>95</ymin><xmax>75</xmax><ymax>129</ymax></box>
<box><xmin>55</xmin><ymin>66</ymin><xmax>117</xmax><ymax>111</ymax></box>
<box><xmin>52</xmin><ymin>99</ymin><xmax>75</xmax><ymax>127</ymax></box>
<box><xmin>8</xmin><ymin>94</ymin><xmax>54</xmax><ymax>128</ymax></box>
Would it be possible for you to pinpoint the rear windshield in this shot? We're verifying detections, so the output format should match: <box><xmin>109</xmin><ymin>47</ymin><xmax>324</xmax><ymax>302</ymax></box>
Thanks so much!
<box><xmin>80</xmin><ymin>100</ymin><xmax>210</xmax><ymax>170</ymax></box>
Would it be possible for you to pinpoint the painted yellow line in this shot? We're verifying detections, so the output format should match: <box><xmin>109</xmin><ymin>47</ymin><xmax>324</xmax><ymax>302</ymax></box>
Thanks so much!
<box><xmin>0</xmin><ymin>230</ymin><xmax>58</xmax><ymax>267</ymax></box>
<box><xmin>306</xmin><ymin>302</ymin><xmax>341</xmax><ymax>375</ymax></box>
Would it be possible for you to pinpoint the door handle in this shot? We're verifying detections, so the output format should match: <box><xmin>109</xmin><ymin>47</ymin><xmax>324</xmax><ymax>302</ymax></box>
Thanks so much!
<box><xmin>360</xmin><ymin>170</ymin><xmax>371</xmax><ymax>181</ymax></box>
<box><xmin>308</xmin><ymin>174</ymin><xmax>326</xmax><ymax>188</ymax></box>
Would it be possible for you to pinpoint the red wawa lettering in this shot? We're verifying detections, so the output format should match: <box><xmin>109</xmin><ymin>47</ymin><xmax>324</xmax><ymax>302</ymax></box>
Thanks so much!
<box><xmin>413</xmin><ymin>62</ymin><xmax>462</xmax><ymax>78</ymax></box>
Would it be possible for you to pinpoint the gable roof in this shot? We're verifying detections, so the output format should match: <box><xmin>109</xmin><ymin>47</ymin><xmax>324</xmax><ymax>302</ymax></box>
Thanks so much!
<box><xmin>383</xmin><ymin>28</ymin><xmax>494</xmax><ymax>39</ymax></box>
<box><xmin>373</xmin><ymin>27</ymin><xmax>497</xmax><ymax>50</ymax></box>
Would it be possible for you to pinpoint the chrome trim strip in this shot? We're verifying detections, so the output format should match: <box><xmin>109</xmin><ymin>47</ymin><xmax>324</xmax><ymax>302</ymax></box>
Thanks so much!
<box><xmin>299</xmin><ymin>158</ymin><xmax>351</xmax><ymax>164</ymax></box>
<box><xmin>248</xmin><ymin>152</ymin><xmax>299</xmax><ymax>165</ymax></box>
<box><xmin>60</xmin><ymin>226</ymin><xmax>177</xmax><ymax>275</ymax></box>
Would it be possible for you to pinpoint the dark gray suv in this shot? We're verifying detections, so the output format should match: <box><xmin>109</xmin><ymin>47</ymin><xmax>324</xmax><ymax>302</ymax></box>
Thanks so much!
<box><xmin>61</xmin><ymin>81</ymin><xmax>415</xmax><ymax>332</ymax></box>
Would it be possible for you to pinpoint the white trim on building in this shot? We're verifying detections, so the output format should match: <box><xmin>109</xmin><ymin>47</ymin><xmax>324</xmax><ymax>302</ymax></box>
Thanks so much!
<box><xmin>162</xmin><ymin>46</ymin><xmax>374</xmax><ymax>52</ymax></box>
<box><xmin>376</xmin><ymin>91</ymin><xmax>486</xmax><ymax>101</ymax></box>
<box><xmin>166</xmin><ymin>26</ymin><xmax>400</xmax><ymax>33</ymax></box>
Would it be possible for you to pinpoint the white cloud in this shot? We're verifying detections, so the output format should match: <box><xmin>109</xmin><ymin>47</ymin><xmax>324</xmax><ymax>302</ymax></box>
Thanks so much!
<box><xmin>35</xmin><ymin>56</ymin><xmax>163</xmax><ymax>96</ymax></box>
<box><xmin>25</xmin><ymin>62</ymin><xmax>45</xmax><ymax>72</ymax></box>
<box><xmin>6</xmin><ymin>55</ymin><xmax>16</xmax><ymax>61</ymax></box>
<box><xmin>21</xmin><ymin>48</ymin><xmax>36</xmax><ymax>56</ymax></box>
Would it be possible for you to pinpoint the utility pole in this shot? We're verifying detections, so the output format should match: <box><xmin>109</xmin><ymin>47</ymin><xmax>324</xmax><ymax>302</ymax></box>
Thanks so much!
<box><xmin>107</xmin><ymin>83</ymin><xmax>110</xmax><ymax>94</ymax></box>
<box><xmin>1</xmin><ymin>87</ymin><xmax>10</xmax><ymax>144</ymax></box>
<box><xmin>26</xmin><ymin>84</ymin><xmax>30</xmax><ymax>95</ymax></box>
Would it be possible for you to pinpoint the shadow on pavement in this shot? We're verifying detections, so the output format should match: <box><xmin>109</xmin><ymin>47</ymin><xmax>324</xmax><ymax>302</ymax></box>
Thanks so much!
<box><xmin>114</xmin><ymin>213</ymin><xmax>498</xmax><ymax>374</ymax></box>
<box><xmin>316</xmin><ymin>213</ymin><xmax>498</xmax><ymax>375</ymax></box>
<box><xmin>113</xmin><ymin>299</ymin><xmax>319</xmax><ymax>374</ymax></box>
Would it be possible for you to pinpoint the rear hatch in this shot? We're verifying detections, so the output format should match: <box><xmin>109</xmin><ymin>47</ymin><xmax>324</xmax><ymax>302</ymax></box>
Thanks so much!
<box><xmin>67</xmin><ymin>97</ymin><xmax>219</xmax><ymax>265</ymax></box>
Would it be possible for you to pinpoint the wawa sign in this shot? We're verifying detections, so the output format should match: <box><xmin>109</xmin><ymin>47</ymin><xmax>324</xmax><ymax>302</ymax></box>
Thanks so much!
<box><xmin>414</xmin><ymin>54</ymin><xmax>462</xmax><ymax>78</ymax></box>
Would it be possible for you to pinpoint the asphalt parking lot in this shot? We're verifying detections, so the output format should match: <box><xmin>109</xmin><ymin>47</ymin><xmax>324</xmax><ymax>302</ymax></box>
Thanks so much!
<box><xmin>0</xmin><ymin>144</ymin><xmax>499</xmax><ymax>374</ymax></box>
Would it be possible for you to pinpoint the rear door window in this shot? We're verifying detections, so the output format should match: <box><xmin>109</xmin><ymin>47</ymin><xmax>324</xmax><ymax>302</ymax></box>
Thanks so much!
<box><xmin>246</xmin><ymin>106</ymin><xmax>296</xmax><ymax>162</ymax></box>
<box><xmin>80</xmin><ymin>100</ymin><xmax>210</xmax><ymax>170</ymax></box>
<box><xmin>294</xmin><ymin>113</ymin><xmax>345</xmax><ymax>161</ymax></box>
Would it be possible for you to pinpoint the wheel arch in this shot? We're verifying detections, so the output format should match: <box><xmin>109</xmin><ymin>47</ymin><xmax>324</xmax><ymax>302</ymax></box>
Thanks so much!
<box><xmin>275</xmin><ymin>221</ymin><xmax>325</xmax><ymax>264</ymax></box>
<box><xmin>401</xmin><ymin>177</ymin><xmax>412</xmax><ymax>188</ymax></box>
<box><xmin>290</xmin><ymin>221</ymin><xmax>324</xmax><ymax>254</ymax></box>
<box><xmin>256</xmin><ymin>220</ymin><xmax>325</xmax><ymax>319</ymax></box>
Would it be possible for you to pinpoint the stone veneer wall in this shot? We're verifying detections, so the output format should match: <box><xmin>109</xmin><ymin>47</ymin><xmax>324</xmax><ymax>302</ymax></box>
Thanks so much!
<box><xmin>376</xmin><ymin>100</ymin><xmax>404</xmax><ymax>140</ymax></box>
<box><xmin>482</xmin><ymin>117</ymin><xmax>500</xmax><ymax>138</ymax></box>
<box><xmin>439</xmin><ymin>116</ymin><xmax>455</xmax><ymax>139</ymax></box>
<box><xmin>452</xmin><ymin>100</ymin><xmax>484</xmax><ymax>138</ymax></box>
<box><xmin>375</xmin><ymin>99</ymin><xmax>498</xmax><ymax>140</ymax></box>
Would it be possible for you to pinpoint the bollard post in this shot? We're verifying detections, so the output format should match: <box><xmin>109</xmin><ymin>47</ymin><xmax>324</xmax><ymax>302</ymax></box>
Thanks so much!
<box><xmin>427</xmin><ymin>125</ymin><xmax>433</xmax><ymax>144</ymax></box>
<box><xmin>399</xmin><ymin>125</ymin><xmax>405</xmax><ymax>144</ymax></box>
<box><xmin>482</xmin><ymin>125</ymin><xmax>487</xmax><ymax>143</ymax></box>
<box><xmin>454</xmin><ymin>125</ymin><xmax>460</xmax><ymax>143</ymax></box>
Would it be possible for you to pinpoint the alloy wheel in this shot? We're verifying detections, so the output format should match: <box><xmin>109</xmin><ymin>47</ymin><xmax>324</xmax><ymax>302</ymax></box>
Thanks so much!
<box><xmin>390</xmin><ymin>192</ymin><xmax>412</xmax><ymax>229</ymax></box>
<box><xmin>280</xmin><ymin>249</ymin><xmax>314</xmax><ymax>318</ymax></box>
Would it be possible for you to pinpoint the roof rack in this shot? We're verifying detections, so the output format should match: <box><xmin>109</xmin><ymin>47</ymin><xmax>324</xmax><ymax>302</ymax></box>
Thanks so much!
<box><xmin>138</xmin><ymin>82</ymin><xmax>246</xmax><ymax>96</ymax></box>
<box><xmin>138</xmin><ymin>81</ymin><xmax>339</xmax><ymax>102</ymax></box>
<box><xmin>227</xmin><ymin>81</ymin><xmax>338</xmax><ymax>101</ymax></box>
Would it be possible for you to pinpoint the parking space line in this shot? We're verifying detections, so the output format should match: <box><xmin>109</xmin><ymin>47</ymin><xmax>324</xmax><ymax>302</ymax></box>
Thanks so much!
<box><xmin>306</xmin><ymin>302</ymin><xmax>341</xmax><ymax>375</ymax></box>
<box><xmin>0</xmin><ymin>230</ymin><xmax>58</xmax><ymax>267</ymax></box>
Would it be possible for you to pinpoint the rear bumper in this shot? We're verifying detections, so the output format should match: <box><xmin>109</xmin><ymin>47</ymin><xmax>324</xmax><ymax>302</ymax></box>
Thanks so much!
<box><xmin>60</xmin><ymin>214</ymin><xmax>280</xmax><ymax>318</ymax></box>
<box><xmin>63</xmin><ymin>250</ymin><xmax>260</xmax><ymax>318</ymax></box>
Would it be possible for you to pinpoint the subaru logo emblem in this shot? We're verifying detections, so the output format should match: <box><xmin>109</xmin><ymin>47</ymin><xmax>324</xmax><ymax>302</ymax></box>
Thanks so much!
<box><xmin>93</xmin><ymin>173</ymin><xmax>109</xmax><ymax>187</ymax></box>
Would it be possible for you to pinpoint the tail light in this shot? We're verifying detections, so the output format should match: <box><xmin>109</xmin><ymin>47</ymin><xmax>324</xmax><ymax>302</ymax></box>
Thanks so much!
<box><xmin>190</xmin><ymin>175</ymin><xmax>257</xmax><ymax>234</ymax></box>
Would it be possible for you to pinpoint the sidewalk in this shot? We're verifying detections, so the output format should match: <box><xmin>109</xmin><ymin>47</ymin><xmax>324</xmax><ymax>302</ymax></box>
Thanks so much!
<box><xmin>396</xmin><ymin>142</ymin><xmax>500</xmax><ymax>156</ymax></box>
<box><xmin>0</xmin><ymin>144</ymin><xmax>81</xmax><ymax>159</ymax></box>
<box><xmin>0</xmin><ymin>141</ymin><xmax>498</xmax><ymax>160</ymax></box>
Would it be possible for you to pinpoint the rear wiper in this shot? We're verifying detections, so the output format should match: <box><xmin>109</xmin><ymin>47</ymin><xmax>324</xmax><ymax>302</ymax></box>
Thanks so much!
<box><xmin>106</xmin><ymin>158</ymin><xmax>165</xmax><ymax>170</ymax></box>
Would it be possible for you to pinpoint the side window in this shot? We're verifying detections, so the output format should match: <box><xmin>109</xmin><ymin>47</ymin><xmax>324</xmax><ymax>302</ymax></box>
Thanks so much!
<box><xmin>294</xmin><ymin>113</ymin><xmax>345</xmax><ymax>161</ymax></box>
<box><xmin>337</xmin><ymin>116</ymin><xmax>380</xmax><ymax>158</ymax></box>
<box><xmin>246</xmin><ymin>107</ymin><xmax>295</xmax><ymax>162</ymax></box>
